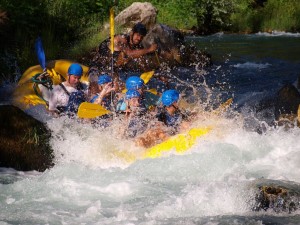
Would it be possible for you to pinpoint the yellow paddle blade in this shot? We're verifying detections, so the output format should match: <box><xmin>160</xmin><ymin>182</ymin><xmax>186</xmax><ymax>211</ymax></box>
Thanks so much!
<box><xmin>122</xmin><ymin>72</ymin><xmax>156</xmax><ymax>93</ymax></box>
<box><xmin>110</xmin><ymin>7</ymin><xmax>114</xmax><ymax>54</ymax></box>
<box><xmin>140</xmin><ymin>71</ymin><xmax>154</xmax><ymax>84</ymax></box>
<box><xmin>146</xmin><ymin>88</ymin><xmax>158</xmax><ymax>95</ymax></box>
<box><xmin>213</xmin><ymin>98</ymin><xmax>233</xmax><ymax>115</ymax></box>
<box><xmin>78</xmin><ymin>102</ymin><xmax>111</xmax><ymax>119</ymax></box>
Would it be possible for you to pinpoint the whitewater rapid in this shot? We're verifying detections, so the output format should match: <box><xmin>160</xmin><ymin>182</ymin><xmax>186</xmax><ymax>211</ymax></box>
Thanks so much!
<box><xmin>1</xmin><ymin>113</ymin><xmax>300</xmax><ymax>224</ymax></box>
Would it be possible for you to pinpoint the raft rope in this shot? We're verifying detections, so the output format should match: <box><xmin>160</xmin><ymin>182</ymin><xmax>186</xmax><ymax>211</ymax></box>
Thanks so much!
<box><xmin>31</xmin><ymin>70</ymin><xmax>53</xmax><ymax>105</ymax></box>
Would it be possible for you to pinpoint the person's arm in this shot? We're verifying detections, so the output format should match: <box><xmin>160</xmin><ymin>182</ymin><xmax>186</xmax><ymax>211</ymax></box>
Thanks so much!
<box><xmin>114</xmin><ymin>35</ymin><xmax>157</xmax><ymax>58</ymax></box>
<box><xmin>47</xmin><ymin>91</ymin><xmax>61</xmax><ymax>117</ymax></box>
<box><xmin>93</xmin><ymin>82</ymin><xmax>115</xmax><ymax>106</ymax></box>
<box><xmin>123</xmin><ymin>44</ymin><xmax>157</xmax><ymax>58</ymax></box>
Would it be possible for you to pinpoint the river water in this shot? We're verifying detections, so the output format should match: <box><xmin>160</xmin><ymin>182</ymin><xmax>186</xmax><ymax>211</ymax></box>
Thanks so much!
<box><xmin>1</xmin><ymin>33</ymin><xmax>300</xmax><ymax>224</ymax></box>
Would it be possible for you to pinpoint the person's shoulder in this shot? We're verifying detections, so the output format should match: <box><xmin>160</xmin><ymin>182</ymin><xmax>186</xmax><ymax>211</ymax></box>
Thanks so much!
<box><xmin>52</xmin><ymin>83</ymin><xmax>64</xmax><ymax>91</ymax></box>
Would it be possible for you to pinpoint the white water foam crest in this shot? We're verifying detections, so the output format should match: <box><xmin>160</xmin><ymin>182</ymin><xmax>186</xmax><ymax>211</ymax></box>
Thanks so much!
<box><xmin>1</xmin><ymin>123</ymin><xmax>300</xmax><ymax>224</ymax></box>
<box><xmin>255</xmin><ymin>31</ymin><xmax>300</xmax><ymax>37</ymax></box>
<box><xmin>233</xmin><ymin>62</ymin><xmax>271</xmax><ymax>70</ymax></box>
<box><xmin>146</xmin><ymin>181</ymin><xmax>255</xmax><ymax>219</ymax></box>
<box><xmin>45</xmin><ymin>106</ymin><xmax>238</xmax><ymax>169</ymax></box>
<box><xmin>47</xmin><ymin>116</ymin><xmax>141</xmax><ymax>169</ymax></box>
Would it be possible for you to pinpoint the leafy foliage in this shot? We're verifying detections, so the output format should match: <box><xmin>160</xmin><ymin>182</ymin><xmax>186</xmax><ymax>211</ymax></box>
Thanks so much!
<box><xmin>1</xmin><ymin>0</ymin><xmax>300</xmax><ymax>79</ymax></box>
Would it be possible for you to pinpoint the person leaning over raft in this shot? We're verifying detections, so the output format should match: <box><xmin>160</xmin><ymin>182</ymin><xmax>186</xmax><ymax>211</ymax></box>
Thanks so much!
<box><xmin>157</xmin><ymin>89</ymin><xmax>190</xmax><ymax>134</ymax></box>
<box><xmin>47</xmin><ymin>63</ymin><xmax>88</xmax><ymax>116</ymax></box>
<box><xmin>135</xmin><ymin>89</ymin><xmax>190</xmax><ymax>148</ymax></box>
<box><xmin>94</xmin><ymin>22</ymin><xmax>158</xmax><ymax>70</ymax></box>
<box><xmin>123</xmin><ymin>89</ymin><xmax>149</xmax><ymax>138</ymax></box>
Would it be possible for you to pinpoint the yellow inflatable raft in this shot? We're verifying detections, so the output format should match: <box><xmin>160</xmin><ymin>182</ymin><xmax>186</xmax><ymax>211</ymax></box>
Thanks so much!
<box><xmin>113</xmin><ymin>126</ymin><xmax>212</xmax><ymax>162</ymax></box>
<box><xmin>12</xmin><ymin>59</ymin><xmax>89</xmax><ymax>110</ymax></box>
<box><xmin>12</xmin><ymin>61</ymin><xmax>215</xmax><ymax>161</ymax></box>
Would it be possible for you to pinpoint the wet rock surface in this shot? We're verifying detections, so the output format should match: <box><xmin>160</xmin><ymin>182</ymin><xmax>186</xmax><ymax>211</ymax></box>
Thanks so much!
<box><xmin>0</xmin><ymin>105</ymin><xmax>54</xmax><ymax>171</ymax></box>
<box><xmin>90</xmin><ymin>2</ymin><xmax>211</xmax><ymax>72</ymax></box>
<box><xmin>253</xmin><ymin>181</ymin><xmax>300</xmax><ymax>213</ymax></box>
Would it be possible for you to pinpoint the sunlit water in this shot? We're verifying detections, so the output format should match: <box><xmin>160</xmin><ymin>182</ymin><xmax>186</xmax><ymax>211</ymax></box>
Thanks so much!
<box><xmin>1</xmin><ymin>33</ymin><xmax>300</xmax><ymax>224</ymax></box>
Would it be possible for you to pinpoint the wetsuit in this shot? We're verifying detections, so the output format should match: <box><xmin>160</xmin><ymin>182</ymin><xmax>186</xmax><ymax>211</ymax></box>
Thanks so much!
<box><xmin>126</xmin><ymin>104</ymin><xmax>148</xmax><ymax>138</ymax></box>
<box><xmin>156</xmin><ymin>108</ymin><xmax>183</xmax><ymax>135</ymax></box>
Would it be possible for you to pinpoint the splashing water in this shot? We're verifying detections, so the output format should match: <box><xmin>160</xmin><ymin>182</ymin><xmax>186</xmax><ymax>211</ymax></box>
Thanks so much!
<box><xmin>1</xmin><ymin>34</ymin><xmax>300</xmax><ymax>224</ymax></box>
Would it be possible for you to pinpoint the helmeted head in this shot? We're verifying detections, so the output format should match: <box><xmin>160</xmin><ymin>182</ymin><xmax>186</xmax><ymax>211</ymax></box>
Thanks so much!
<box><xmin>132</xmin><ymin>22</ymin><xmax>147</xmax><ymax>36</ymax></box>
<box><xmin>126</xmin><ymin>76</ymin><xmax>144</xmax><ymax>90</ymax></box>
<box><xmin>162</xmin><ymin>90</ymin><xmax>180</xmax><ymax>107</ymax></box>
<box><xmin>68</xmin><ymin>63</ymin><xmax>83</xmax><ymax>77</ymax></box>
<box><xmin>125</xmin><ymin>89</ymin><xmax>141</xmax><ymax>100</ymax></box>
<box><xmin>98</xmin><ymin>74</ymin><xmax>112</xmax><ymax>85</ymax></box>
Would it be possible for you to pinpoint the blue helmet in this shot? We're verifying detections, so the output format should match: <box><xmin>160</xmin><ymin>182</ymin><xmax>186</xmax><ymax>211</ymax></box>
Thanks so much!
<box><xmin>162</xmin><ymin>90</ymin><xmax>180</xmax><ymax>107</ymax></box>
<box><xmin>68</xmin><ymin>63</ymin><xmax>83</xmax><ymax>76</ymax></box>
<box><xmin>125</xmin><ymin>90</ymin><xmax>141</xmax><ymax>100</ymax></box>
<box><xmin>98</xmin><ymin>74</ymin><xmax>112</xmax><ymax>85</ymax></box>
<box><xmin>126</xmin><ymin>76</ymin><xmax>144</xmax><ymax>90</ymax></box>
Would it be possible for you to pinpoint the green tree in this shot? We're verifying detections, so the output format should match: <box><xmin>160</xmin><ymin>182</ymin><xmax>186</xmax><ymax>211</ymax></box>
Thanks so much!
<box><xmin>194</xmin><ymin>0</ymin><xmax>235</xmax><ymax>34</ymax></box>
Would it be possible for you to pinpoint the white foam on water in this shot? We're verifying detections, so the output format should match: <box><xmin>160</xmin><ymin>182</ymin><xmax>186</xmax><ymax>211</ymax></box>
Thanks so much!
<box><xmin>233</xmin><ymin>62</ymin><xmax>271</xmax><ymax>70</ymax></box>
<box><xmin>255</xmin><ymin>31</ymin><xmax>300</xmax><ymax>37</ymax></box>
<box><xmin>2</xmin><ymin>112</ymin><xmax>300</xmax><ymax>224</ymax></box>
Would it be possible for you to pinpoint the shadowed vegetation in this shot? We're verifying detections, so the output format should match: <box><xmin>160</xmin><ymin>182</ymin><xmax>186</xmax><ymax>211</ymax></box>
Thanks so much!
<box><xmin>0</xmin><ymin>0</ymin><xmax>299</xmax><ymax>81</ymax></box>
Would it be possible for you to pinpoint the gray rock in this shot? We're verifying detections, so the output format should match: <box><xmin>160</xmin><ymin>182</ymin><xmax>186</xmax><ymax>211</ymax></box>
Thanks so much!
<box><xmin>115</xmin><ymin>2</ymin><xmax>157</xmax><ymax>31</ymax></box>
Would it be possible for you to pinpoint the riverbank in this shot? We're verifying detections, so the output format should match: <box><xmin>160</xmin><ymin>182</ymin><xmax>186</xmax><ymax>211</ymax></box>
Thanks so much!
<box><xmin>1</xmin><ymin>0</ymin><xmax>300</xmax><ymax>80</ymax></box>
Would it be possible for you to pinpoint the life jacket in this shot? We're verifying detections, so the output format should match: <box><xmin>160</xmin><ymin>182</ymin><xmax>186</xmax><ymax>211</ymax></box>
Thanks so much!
<box><xmin>157</xmin><ymin>108</ymin><xmax>183</xmax><ymax>133</ymax></box>
<box><xmin>90</xmin><ymin>94</ymin><xmax>114</xmax><ymax>111</ymax></box>
<box><xmin>127</xmin><ymin>109</ymin><xmax>148</xmax><ymax>138</ymax></box>
<box><xmin>59</xmin><ymin>83</ymin><xmax>85</xmax><ymax>114</ymax></box>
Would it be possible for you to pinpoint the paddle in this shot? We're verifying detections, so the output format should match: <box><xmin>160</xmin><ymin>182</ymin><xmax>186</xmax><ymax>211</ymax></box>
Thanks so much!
<box><xmin>77</xmin><ymin>102</ymin><xmax>111</xmax><ymax>119</ymax></box>
<box><xmin>109</xmin><ymin>7</ymin><xmax>115</xmax><ymax>54</ymax></box>
<box><xmin>213</xmin><ymin>98</ymin><xmax>233</xmax><ymax>115</ymax></box>
<box><xmin>140</xmin><ymin>71</ymin><xmax>155</xmax><ymax>84</ymax></box>
<box><xmin>34</xmin><ymin>37</ymin><xmax>46</xmax><ymax>70</ymax></box>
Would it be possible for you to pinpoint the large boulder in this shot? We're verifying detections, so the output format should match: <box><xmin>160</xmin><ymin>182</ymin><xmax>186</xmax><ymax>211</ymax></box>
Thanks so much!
<box><xmin>91</xmin><ymin>2</ymin><xmax>211</xmax><ymax>72</ymax></box>
<box><xmin>253</xmin><ymin>184</ymin><xmax>300</xmax><ymax>213</ymax></box>
<box><xmin>142</xmin><ymin>23</ymin><xmax>211</xmax><ymax>68</ymax></box>
<box><xmin>115</xmin><ymin>2</ymin><xmax>157</xmax><ymax>31</ymax></box>
<box><xmin>0</xmin><ymin>105</ymin><xmax>54</xmax><ymax>171</ymax></box>
<box><xmin>274</xmin><ymin>84</ymin><xmax>300</xmax><ymax>127</ymax></box>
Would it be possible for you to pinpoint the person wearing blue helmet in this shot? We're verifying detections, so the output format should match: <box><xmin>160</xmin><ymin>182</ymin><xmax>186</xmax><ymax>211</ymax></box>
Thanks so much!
<box><xmin>156</xmin><ymin>89</ymin><xmax>188</xmax><ymax>134</ymax></box>
<box><xmin>48</xmin><ymin>63</ymin><xmax>88</xmax><ymax>116</ymax></box>
<box><xmin>161</xmin><ymin>90</ymin><xmax>180</xmax><ymax>107</ymax></box>
<box><xmin>124</xmin><ymin>89</ymin><xmax>147</xmax><ymax>116</ymax></box>
<box><xmin>95</xmin><ymin>22</ymin><xmax>157</xmax><ymax>71</ymax></box>
<box><xmin>116</xmin><ymin>75</ymin><xmax>161</xmax><ymax>112</ymax></box>
<box><xmin>90</xmin><ymin>74</ymin><xmax>116</xmax><ymax>111</ymax></box>
<box><xmin>122</xmin><ymin>89</ymin><xmax>149</xmax><ymax>138</ymax></box>
<box><xmin>135</xmin><ymin>90</ymin><xmax>193</xmax><ymax>147</ymax></box>
<box><xmin>126</xmin><ymin>76</ymin><xmax>144</xmax><ymax>90</ymax></box>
